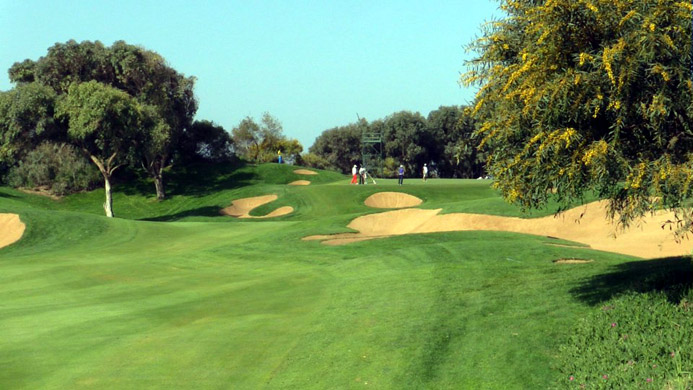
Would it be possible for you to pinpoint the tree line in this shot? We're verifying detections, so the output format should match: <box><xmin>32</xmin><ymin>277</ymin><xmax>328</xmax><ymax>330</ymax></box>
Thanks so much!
<box><xmin>304</xmin><ymin>107</ymin><xmax>486</xmax><ymax>178</ymax></box>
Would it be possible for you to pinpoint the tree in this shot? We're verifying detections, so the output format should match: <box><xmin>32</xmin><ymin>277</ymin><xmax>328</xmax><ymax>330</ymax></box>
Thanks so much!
<box><xmin>427</xmin><ymin>106</ymin><xmax>485</xmax><ymax>178</ymax></box>
<box><xmin>0</xmin><ymin>83</ymin><xmax>58</xmax><ymax>169</ymax></box>
<box><xmin>8</xmin><ymin>40</ymin><xmax>197</xmax><ymax>200</ymax></box>
<box><xmin>308</xmin><ymin>122</ymin><xmax>363</xmax><ymax>173</ymax></box>
<box><xmin>57</xmin><ymin>81</ymin><xmax>143</xmax><ymax>217</ymax></box>
<box><xmin>463</xmin><ymin>0</ymin><xmax>693</xmax><ymax>230</ymax></box>
<box><xmin>382</xmin><ymin>111</ymin><xmax>430</xmax><ymax>175</ymax></box>
<box><xmin>231</xmin><ymin>116</ymin><xmax>262</xmax><ymax>161</ymax></box>
<box><xmin>178</xmin><ymin>120</ymin><xmax>234</xmax><ymax>163</ymax></box>
<box><xmin>231</xmin><ymin>113</ymin><xmax>302</xmax><ymax>163</ymax></box>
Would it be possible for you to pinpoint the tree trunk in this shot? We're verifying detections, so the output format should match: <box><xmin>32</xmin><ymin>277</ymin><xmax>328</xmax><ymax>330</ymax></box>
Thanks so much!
<box><xmin>103</xmin><ymin>174</ymin><xmax>114</xmax><ymax>218</ymax></box>
<box><xmin>154</xmin><ymin>174</ymin><xmax>165</xmax><ymax>200</ymax></box>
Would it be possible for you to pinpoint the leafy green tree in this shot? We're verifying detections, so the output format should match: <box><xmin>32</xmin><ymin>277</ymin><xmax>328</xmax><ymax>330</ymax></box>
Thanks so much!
<box><xmin>231</xmin><ymin>113</ymin><xmax>302</xmax><ymax>163</ymax></box>
<box><xmin>0</xmin><ymin>83</ymin><xmax>58</xmax><ymax>171</ymax></box>
<box><xmin>308</xmin><ymin>122</ymin><xmax>363</xmax><ymax>173</ymax></box>
<box><xmin>382</xmin><ymin>111</ymin><xmax>430</xmax><ymax>175</ymax></box>
<box><xmin>57</xmin><ymin>81</ymin><xmax>143</xmax><ymax>217</ymax></box>
<box><xmin>427</xmin><ymin>106</ymin><xmax>485</xmax><ymax>178</ymax></box>
<box><xmin>8</xmin><ymin>40</ymin><xmax>197</xmax><ymax>200</ymax></box>
<box><xmin>231</xmin><ymin>116</ymin><xmax>261</xmax><ymax>161</ymax></box>
<box><xmin>464</xmin><ymin>0</ymin><xmax>693</xmax><ymax>229</ymax></box>
<box><xmin>178</xmin><ymin>120</ymin><xmax>234</xmax><ymax>163</ymax></box>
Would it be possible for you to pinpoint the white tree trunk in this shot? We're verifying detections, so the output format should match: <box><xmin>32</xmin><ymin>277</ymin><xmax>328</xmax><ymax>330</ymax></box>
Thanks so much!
<box><xmin>103</xmin><ymin>175</ymin><xmax>114</xmax><ymax>218</ymax></box>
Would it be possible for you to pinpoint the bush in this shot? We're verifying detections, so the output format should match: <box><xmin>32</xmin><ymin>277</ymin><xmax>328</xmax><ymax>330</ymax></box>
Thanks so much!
<box><xmin>301</xmin><ymin>153</ymin><xmax>332</xmax><ymax>170</ymax></box>
<box><xmin>556</xmin><ymin>290</ymin><xmax>693</xmax><ymax>389</ymax></box>
<box><xmin>7</xmin><ymin>142</ymin><xmax>100</xmax><ymax>195</ymax></box>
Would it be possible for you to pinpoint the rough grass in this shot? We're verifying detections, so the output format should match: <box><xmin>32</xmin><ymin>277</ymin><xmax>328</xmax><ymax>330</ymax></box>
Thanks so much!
<box><xmin>0</xmin><ymin>163</ymin><xmax>690</xmax><ymax>389</ymax></box>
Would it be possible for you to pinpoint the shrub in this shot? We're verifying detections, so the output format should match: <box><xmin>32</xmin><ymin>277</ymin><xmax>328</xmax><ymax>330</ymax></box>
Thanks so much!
<box><xmin>301</xmin><ymin>153</ymin><xmax>332</xmax><ymax>170</ymax></box>
<box><xmin>556</xmin><ymin>289</ymin><xmax>693</xmax><ymax>389</ymax></box>
<box><xmin>7</xmin><ymin>142</ymin><xmax>100</xmax><ymax>195</ymax></box>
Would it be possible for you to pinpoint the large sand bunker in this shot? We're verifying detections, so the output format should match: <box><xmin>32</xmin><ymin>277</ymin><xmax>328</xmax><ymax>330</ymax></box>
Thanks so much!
<box><xmin>288</xmin><ymin>180</ymin><xmax>311</xmax><ymax>186</ymax></box>
<box><xmin>294</xmin><ymin>169</ymin><xmax>318</xmax><ymax>175</ymax></box>
<box><xmin>0</xmin><ymin>214</ymin><xmax>25</xmax><ymax>249</ymax></box>
<box><xmin>364</xmin><ymin>192</ymin><xmax>423</xmax><ymax>209</ymax></box>
<box><xmin>220</xmin><ymin>195</ymin><xmax>293</xmax><ymax>218</ymax></box>
<box><xmin>304</xmin><ymin>201</ymin><xmax>693</xmax><ymax>258</ymax></box>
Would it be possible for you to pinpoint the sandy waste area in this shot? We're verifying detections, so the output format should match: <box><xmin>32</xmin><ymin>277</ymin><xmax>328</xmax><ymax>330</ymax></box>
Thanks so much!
<box><xmin>293</xmin><ymin>169</ymin><xmax>318</xmax><ymax>175</ymax></box>
<box><xmin>304</xmin><ymin>193</ymin><xmax>693</xmax><ymax>259</ymax></box>
<box><xmin>288</xmin><ymin>180</ymin><xmax>311</xmax><ymax>186</ymax></box>
<box><xmin>220</xmin><ymin>194</ymin><xmax>293</xmax><ymax>218</ymax></box>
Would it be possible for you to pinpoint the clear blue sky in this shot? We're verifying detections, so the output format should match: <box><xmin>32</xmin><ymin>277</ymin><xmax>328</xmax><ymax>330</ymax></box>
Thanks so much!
<box><xmin>0</xmin><ymin>1</ymin><xmax>499</xmax><ymax>149</ymax></box>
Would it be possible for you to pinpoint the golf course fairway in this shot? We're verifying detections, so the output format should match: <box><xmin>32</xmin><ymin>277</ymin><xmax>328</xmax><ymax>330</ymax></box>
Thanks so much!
<box><xmin>0</xmin><ymin>163</ymin><xmax>690</xmax><ymax>389</ymax></box>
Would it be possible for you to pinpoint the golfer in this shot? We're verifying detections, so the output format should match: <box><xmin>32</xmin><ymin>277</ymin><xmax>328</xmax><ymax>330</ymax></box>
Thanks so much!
<box><xmin>351</xmin><ymin>164</ymin><xmax>358</xmax><ymax>184</ymax></box>
<box><xmin>358</xmin><ymin>166</ymin><xmax>366</xmax><ymax>185</ymax></box>
<box><xmin>422</xmin><ymin>163</ymin><xmax>428</xmax><ymax>182</ymax></box>
<box><xmin>398</xmin><ymin>165</ymin><xmax>404</xmax><ymax>185</ymax></box>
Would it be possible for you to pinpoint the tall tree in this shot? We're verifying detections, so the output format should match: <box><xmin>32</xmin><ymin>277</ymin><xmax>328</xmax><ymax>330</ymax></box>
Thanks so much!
<box><xmin>464</xmin><ymin>0</ymin><xmax>693</xmax><ymax>230</ymax></box>
<box><xmin>8</xmin><ymin>40</ymin><xmax>197</xmax><ymax>199</ymax></box>
<box><xmin>57</xmin><ymin>81</ymin><xmax>143</xmax><ymax>217</ymax></box>
<box><xmin>178</xmin><ymin>120</ymin><xmax>234</xmax><ymax>163</ymax></box>
<box><xmin>0</xmin><ymin>83</ymin><xmax>58</xmax><ymax>168</ymax></box>
<box><xmin>427</xmin><ymin>106</ymin><xmax>485</xmax><ymax>178</ymax></box>
<box><xmin>382</xmin><ymin>111</ymin><xmax>430</xmax><ymax>175</ymax></box>
<box><xmin>308</xmin><ymin>122</ymin><xmax>363</xmax><ymax>173</ymax></box>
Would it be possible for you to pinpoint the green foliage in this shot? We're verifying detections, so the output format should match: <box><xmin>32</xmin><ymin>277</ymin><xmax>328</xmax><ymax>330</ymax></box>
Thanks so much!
<box><xmin>464</xmin><ymin>0</ymin><xmax>693</xmax><ymax>227</ymax></box>
<box><xmin>231</xmin><ymin>113</ymin><xmax>303</xmax><ymax>163</ymax></box>
<box><xmin>5</xmin><ymin>39</ymin><xmax>198</xmax><ymax>200</ymax></box>
<box><xmin>557</xmin><ymin>290</ymin><xmax>693</xmax><ymax>389</ymax></box>
<box><xmin>6</xmin><ymin>142</ymin><xmax>99</xmax><ymax>195</ymax></box>
<box><xmin>308</xmin><ymin>121</ymin><xmax>363</xmax><ymax>172</ymax></box>
<box><xmin>177</xmin><ymin>120</ymin><xmax>234</xmax><ymax>163</ymax></box>
<box><xmin>0</xmin><ymin>83</ymin><xmax>58</xmax><ymax>165</ymax></box>
<box><xmin>308</xmin><ymin>108</ymin><xmax>484</xmax><ymax>177</ymax></box>
<box><xmin>300</xmin><ymin>152</ymin><xmax>332</xmax><ymax>170</ymax></box>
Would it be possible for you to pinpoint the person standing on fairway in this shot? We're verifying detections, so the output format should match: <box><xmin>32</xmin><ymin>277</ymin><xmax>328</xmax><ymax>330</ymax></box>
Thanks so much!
<box><xmin>277</xmin><ymin>150</ymin><xmax>283</xmax><ymax>164</ymax></box>
<box><xmin>398</xmin><ymin>165</ymin><xmax>405</xmax><ymax>185</ymax></box>
<box><xmin>358</xmin><ymin>165</ymin><xmax>366</xmax><ymax>185</ymax></box>
<box><xmin>422</xmin><ymin>163</ymin><xmax>428</xmax><ymax>182</ymax></box>
<box><xmin>351</xmin><ymin>164</ymin><xmax>358</xmax><ymax>184</ymax></box>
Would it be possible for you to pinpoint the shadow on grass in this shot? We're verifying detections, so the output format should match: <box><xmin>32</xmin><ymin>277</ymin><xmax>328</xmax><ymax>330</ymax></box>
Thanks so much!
<box><xmin>571</xmin><ymin>256</ymin><xmax>692</xmax><ymax>305</ymax></box>
<box><xmin>118</xmin><ymin>162</ymin><xmax>256</xmax><ymax>198</ymax></box>
<box><xmin>142</xmin><ymin>206</ymin><xmax>224</xmax><ymax>222</ymax></box>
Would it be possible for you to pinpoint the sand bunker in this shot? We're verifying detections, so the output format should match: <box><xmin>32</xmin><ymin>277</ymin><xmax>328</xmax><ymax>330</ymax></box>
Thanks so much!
<box><xmin>294</xmin><ymin>169</ymin><xmax>318</xmax><ymax>175</ymax></box>
<box><xmin>364</xmin><ymin>192</ymin><xmax>423</xmax><ymax>209</ymax></box>
<box><xmin>0</xmin><ymin>214</ymin><xmax>25</xmax><ymax>249</ymax></box>
<box><xmin>289</xmin><ymin>180</ymin><xmax>311</xmax><ymax>186</ymax></box>
<box><xmin>220</xmin><ymin>195</ymin><xmax>293</xmax><ymax>219</ymax></box>
<box><xmin>554</xmin><ymin>259</ymin><xmax>594</xmax><ymax>264</ymax></box>
<box><xmin>304</xmin><ymin>200</ymin><xmax>693</xmax><ymax>258</ymax></box>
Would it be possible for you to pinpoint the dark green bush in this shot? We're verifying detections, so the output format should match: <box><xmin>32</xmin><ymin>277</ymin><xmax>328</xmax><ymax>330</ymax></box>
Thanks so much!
<box><xmin>7</xmin><ymin>142</ymin><xmax>100</xmax><ymax>195</ymax></box>
<box><xmin>556</xmin><ymin>289</ymin><xmax>692</xmax><ymax>389</ymax></box>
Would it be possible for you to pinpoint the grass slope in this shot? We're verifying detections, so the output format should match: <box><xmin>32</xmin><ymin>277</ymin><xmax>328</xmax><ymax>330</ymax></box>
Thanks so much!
<box><xmin>0</xmin><ymin>163</ymin><xmax>689</xmax><ymax>389</ymax></box>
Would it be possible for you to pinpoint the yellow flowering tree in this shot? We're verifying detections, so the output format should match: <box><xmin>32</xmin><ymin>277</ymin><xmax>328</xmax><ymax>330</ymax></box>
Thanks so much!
<box><xmin>464</xmin><ymin>0</ymin><xmax>693</xmax><ymax>230</ymax></box>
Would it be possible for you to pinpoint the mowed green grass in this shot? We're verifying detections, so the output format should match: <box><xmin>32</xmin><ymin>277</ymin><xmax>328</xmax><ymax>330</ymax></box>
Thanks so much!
<box><xmin>0</xmin><ymin>163</ymin><xmax>674</xmax><ymax>389</ymax></box>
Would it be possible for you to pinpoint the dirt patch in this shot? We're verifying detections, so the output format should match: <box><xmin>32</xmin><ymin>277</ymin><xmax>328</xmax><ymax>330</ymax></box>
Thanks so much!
<box><xmin>288</xmin><ymin>180</ymin><xmax>311</xmax><ymax>186</ymax></box>
<box><xmin>304</xmin><ymin>200</ymin><xmax>693</xmax><ymax>258</ymax></box>
<box><xmin>19</xmin><ymin>187</ymin><xmax>62</xmax><ymax>200</ymax></box>
<box><xmin>220</xmin><ymin>194</ymin><xmax>293</xmax><ymax>218</ymax></box>
<box><xmin>553</xmin><ymin>258</ymin><xmax>594</xmax><ymax>264</ymax></box>
<box><xmin>0</xmin><ymin>214</ymin><xmax>25</xmax><ymax>249</ymax></box>
<box><xmin>364</xmin><ymin>192</ymin><xmax>423</xmax><ymax>209</ymax></box>
<box><xmin>294</xmin><ymin>169</ymin><xmax>318</xmax><ymax>175</ymax></box>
